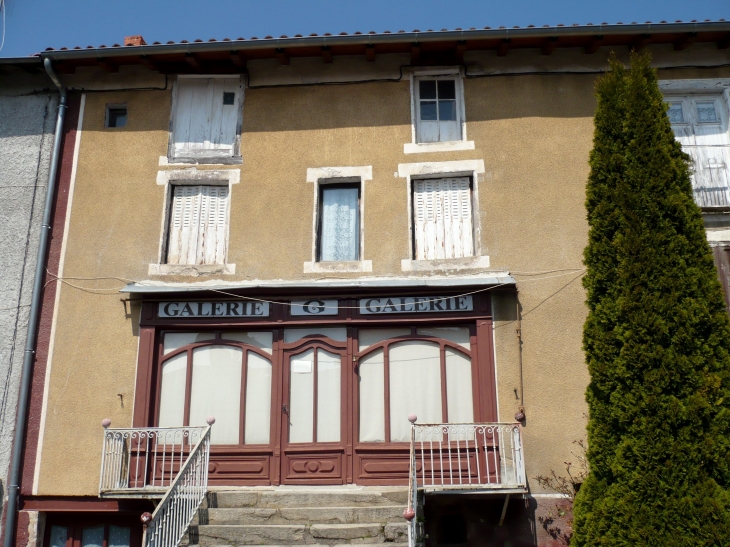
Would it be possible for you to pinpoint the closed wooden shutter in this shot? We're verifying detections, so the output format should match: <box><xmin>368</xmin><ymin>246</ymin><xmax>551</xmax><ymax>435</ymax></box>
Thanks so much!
<box><xmin>167</xmin><ymin>185</ymin><xmax>228</xmax><ymax>265</ymax></box>
<box><xmin>668</xmin><ymin>96</ymin><xmax>730</xmax><ymax>207</ymax></box>
<box><xmin>172</xmin><ymin>78</ymin><xmax>240</xmax><ymax>158</ymax></box>
<box><xmin>413</xmin><ymin>177</ymin><xmax>473</xmax><ymax>260</ymax></box>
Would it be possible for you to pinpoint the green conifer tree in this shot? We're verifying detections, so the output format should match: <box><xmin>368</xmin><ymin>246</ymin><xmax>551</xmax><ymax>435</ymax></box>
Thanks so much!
<box><xmin>572</xmin><ymin>51</ymin><xmax>730</xmax><ymax>546</ymax></box>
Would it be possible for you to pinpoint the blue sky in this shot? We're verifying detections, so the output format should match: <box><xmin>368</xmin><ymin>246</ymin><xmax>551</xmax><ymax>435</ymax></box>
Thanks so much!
<box><xmin>0</xmin><ymin>0</ymin><xmax>728</xmax><ymax>58</ymax></box>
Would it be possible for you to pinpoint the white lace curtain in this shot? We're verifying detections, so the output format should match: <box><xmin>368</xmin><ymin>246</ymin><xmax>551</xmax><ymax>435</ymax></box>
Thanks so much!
<box><xmin>320</xmin><ymin>187</ymin><xmax>359</xmax><ymax>261</ymax></box>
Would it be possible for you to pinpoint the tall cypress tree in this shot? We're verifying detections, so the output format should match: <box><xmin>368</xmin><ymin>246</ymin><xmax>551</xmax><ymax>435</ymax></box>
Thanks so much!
<box><xmin>572</xmin><ymin>52</ymin><xmax>730</xmax><ymax>546</ymax></box>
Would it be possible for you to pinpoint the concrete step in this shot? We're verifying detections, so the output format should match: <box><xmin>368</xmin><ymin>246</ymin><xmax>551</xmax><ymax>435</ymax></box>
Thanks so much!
<box><xmin>210</xmin><ymin>488</ymin><xmax>408</xmax><ymax>509</ymax></box>
<box><xmin>206</xmin><ymin>505</ymin><xmax>404</xmax><ymax>525</ymax></box>
<box><xmin>196</xmin><ymin>522</ymin><xmax>408</xmax><ymax>545</ymax></box>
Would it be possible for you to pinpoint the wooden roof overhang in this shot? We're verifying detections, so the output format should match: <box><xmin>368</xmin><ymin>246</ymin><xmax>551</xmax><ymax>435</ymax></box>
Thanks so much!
<box><xmin>36</xmin><ymin>22</ymin><xmax>730</xmax><ymax>75</ymax></box>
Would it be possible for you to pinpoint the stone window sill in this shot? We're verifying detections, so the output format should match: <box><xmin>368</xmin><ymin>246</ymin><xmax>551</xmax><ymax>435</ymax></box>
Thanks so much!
<box><xmin>403</xmin><ymin>141</ymin><xmax>475</xmax><ymax>154</ymax></box>
<box><xmin>159</xmin><ymin>155</ymin><xmax>243</xmax><ymax>166</ymax></box>
<box><xmin>304</xmin><ymin>260</ymin><xmax>373</xmax><ymax>273</ymax></box>
<box><xmin>148</xmin><ymin>263</ymin><xmax>236</xmax><ymax>276</ymax></box>
<box><xmin>401</xmin><ymin>256</ymin><xmax>490</xmax><ymax>272</ymax></box>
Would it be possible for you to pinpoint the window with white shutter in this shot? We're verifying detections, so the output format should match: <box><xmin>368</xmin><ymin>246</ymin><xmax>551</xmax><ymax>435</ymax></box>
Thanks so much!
<box><xmin>166</xmin><ymin>185</ymin><xmax>229</xmax><ymax>265</ymax></box>
<box><xmin>170</xmin><ymin>77</ymin><xmax>242</xmax><ymax>160</ymax></box>
<box><xmin>412</xmin><ymin>177</ymin><xmax>474</xmax><ymax>260</ymax></box>
<box><xmin>666</xmin><ymin>94</ymin><xmax>730</xmax><ymax>207</ymax></box>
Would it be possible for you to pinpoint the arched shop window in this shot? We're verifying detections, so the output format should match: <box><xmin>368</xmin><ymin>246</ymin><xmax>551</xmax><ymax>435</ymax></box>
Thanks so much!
<box><xmin>356</xmin><ymin>326</ymin><xmax>474</xmax><ymax>443</ymax></box>
<box><xmin>156</xmin><ymin>331</ymin><xmax>273</xmax><ymax>445</ymax></box>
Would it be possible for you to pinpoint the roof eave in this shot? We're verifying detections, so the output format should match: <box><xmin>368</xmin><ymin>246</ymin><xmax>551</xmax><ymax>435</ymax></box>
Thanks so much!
<box><xmin>39</xmin><ymin>21</ymin><xmax>730</xmax><ymax>61</ymax></box>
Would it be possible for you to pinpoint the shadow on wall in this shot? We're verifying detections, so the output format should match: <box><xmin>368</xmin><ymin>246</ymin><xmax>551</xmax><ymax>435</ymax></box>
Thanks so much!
<box><xmin>241</xmin><ymin>73</ymin><xmax>598</xmax><ymax>134</ymax></box>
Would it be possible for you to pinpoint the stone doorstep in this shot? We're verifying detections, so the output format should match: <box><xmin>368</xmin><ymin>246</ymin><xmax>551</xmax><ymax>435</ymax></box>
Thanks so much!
<box><xmin>195</xmin><ymin>522</ymin><xmax>408</xmax><ymax>545</ymax></box>
<box><xmin>206</xmin><ymin>505</ymin><xmax>405</xmax><ymax>525</ymax></box>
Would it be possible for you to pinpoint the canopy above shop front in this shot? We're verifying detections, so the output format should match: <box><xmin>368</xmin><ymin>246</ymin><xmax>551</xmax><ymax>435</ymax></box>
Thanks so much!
<box><xmin>120</xmin><ymin>273</ymin><xmax>516</xmax><ymax>294</ymax></box>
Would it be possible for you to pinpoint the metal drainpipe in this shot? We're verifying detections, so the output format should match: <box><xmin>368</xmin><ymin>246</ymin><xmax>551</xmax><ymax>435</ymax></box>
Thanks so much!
<box><xmin>2</xmin><ymin>58</ymin><xmax>67</xmax><ymax>547</ymax></box>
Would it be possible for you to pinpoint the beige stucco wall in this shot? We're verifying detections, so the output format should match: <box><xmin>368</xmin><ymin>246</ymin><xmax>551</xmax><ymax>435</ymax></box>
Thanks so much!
<box><xmin>35</xmin><ymin>52</ymin><xmax>730</xmax><ymax>495</ymax></box>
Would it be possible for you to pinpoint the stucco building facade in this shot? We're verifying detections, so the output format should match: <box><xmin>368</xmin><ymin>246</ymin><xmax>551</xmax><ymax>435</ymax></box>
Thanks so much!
<box><xmin>0</xmin><ymin>60</ymin><xmax>58</xmax><ymax>542</ymax></box>
<box><xmin>3</xmin><ymin>21</ymin><xmax>730</xmax><ymax>547</ymax></box>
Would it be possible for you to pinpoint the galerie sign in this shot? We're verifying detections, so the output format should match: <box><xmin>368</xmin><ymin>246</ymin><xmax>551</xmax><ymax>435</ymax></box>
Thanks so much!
<box><xmin>359</xmin><ymin>295</ymin><xmax>473</xmax><ymax>315</ymax></box>
<box><xmin>158</xmin><ymin>301</ymin><xmax>270</xmax><ymax>318</ymax></box>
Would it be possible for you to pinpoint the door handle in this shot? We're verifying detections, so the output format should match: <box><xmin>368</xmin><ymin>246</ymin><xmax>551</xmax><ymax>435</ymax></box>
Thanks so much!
<box><xmin>283</xmin><ymin>404</ymin><xmax>289</xmax><ymax>414</ymax></box>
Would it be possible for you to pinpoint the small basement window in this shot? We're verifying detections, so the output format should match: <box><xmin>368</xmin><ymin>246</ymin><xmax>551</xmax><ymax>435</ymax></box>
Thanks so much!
<box><xmin>106</xmin><ymin>105</ymin><xmax>127</xmax><ymax>128</ymax></box>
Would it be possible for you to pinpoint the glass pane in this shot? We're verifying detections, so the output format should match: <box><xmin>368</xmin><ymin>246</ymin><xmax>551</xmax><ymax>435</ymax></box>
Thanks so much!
<box><xmin>158</xmin><ymin>353</ymin><xmax>187</xmax><ymax>427</ymax></box>
<box><xmin>438</xmin><ymin>100</ymin><xmax>457</xmax><ymax>121</ymax></box>
<box><xmin>109</xmin><ymin>526</ymin><xmax>131</xmax><ymax>547</ymax></box>
<box><xmin>82</xmin><ymin>526</ymin><xmax>104</xmax><ymax>547</ymax></box>
<box><xmin>317</xmin><ymin>350</ymin><xmax>341</xmax><ymax>442</ymax></box>
<box><xmin>163</xmin><ymin>332</ymin><xmax>216</xmax><ymax>355</ymax></box>
<box><xmin>696</xmin><ymin>101</ymin><xmax>718</xmax><ymax>123</ymax></box>
<box><xmin>289</xmin><ymin>349</ymin><xmax>314</xmax><ymax>443</ymax></box>
<box><xmin>190</xmin><ymin>345</ymin><xmax>242</xmax><ymax>444</ymax></box>
<box><xmin>359</xmin><ymin>349</ymin><xmax>385</xmax><ymax>442</ymax></box>
<box><xmin>417</xmin><ymin>326</ymin><xmax>471</xmax><ymax>349</ymax></box>
<box><xmin>420</xmin><ymin>101</ymin><xmax>438</xmax><ymax>121</ymax></box>
<box><xmin>445</xmin><ymin>348</ymin><xmax>474</xmax><ymax>425</ymax></box>
<box><xmin>437</xmin><ymin>80</ymin><xmax>456</xmax><ymax>100</ymax></box>
<box><xmin>320</xmin><ymin>187</ymin><xmax>359</xmax><ymax>261</ymax></box>
<box><xmin>358</xmin><ymin>328</ymin><xmax>411</xmax><ymax>351</ymax></box>
<box><xmin>244</xmin><ymin>352</ymin><xmax>272</xmax><ymax>444</ymax></box>
<box><xmin>389</xmin><ymin>341</ymin><xmax>442</xmax><ymax>442</ymax></box>
<box><xmin>221</xmin><ymin>331</ymin><xmax>273</xmax><ymax>353</ymax></box>
<box><xmin>667</xmin><ymin>102</ymin><xmax>685</xmax><ymax>124</ymax></box>
<box><xmin>284</xmin><ymin>328</ymin><xmax>347</xmax><ymax>343</ymax></box>
<box><xmin>49</xmin><ymin>526</ymin><xmax>68</xmax><ymax>547</ymax></box>
<box><xmin>419</xmin><ymin>80</ymin><xmax>436</xmax><ymax>100</ymax></box>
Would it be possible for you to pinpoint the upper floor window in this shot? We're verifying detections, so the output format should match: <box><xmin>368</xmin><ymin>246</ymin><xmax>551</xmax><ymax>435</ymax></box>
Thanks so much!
<box><xmin>169</xmin><ymin>76</ymin><xmax>243</xmax><ymax>162</ymax></box>
<box><xmin>665</xmin><ymin>94</ymin><xmax>730</xmax><ymax>208</ymax></box>
<box><xmin>414</xmin><ymin>76</ymin><xmax>464</xmax><ymax>143</ymax></box>
<box><xmin>317</xmin><ymin>183</ymin><xmax>361</xmax><ymax>262</ymax></box>
<box><xmin>165</xmin><ymin>184</ymin><xmax>229</xmax><ymax>265</ymax></box>
<box><xmin>412</xmin><ymin>177</ymin><xmax>474</xmax><ymax>260</ymax></box>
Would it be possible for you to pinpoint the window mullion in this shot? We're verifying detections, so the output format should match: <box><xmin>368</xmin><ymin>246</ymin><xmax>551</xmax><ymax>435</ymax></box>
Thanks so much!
<box><xmin>183</xmin><ymin>349</ymin><xmax>193</xmax><ymax>426</ymax></box>
<box><xmin>384</xmin><ymin>344</ymin><xmax>391</xmax><ymax>443</ymax></box>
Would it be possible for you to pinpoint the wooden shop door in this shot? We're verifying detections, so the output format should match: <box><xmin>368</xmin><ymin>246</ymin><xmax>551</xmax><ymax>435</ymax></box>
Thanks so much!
<box><xmin>280</xmin><ymin>336</ymin><xmax>348</xmax><ymax>484</ymax></box>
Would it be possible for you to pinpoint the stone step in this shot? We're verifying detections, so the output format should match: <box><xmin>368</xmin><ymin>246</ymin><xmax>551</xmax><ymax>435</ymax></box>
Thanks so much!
<box><xmin>197</xmin><ymin>525</ymin><xmax>305</xmax><ymax>546</ymax></box>
<box><xmin>206</xmin><ymin>505</ymin><xmax>405</xmax><ymax>525</ymax></box>
<box><xmin>210</xmin><ymin>489</ymin><xmax>408</xmax><ymax>509</ymax></box>
<box><xmin>196</xmin><ymin>522</ymin><xmax>408</xmax><ymax>545</ymax></box>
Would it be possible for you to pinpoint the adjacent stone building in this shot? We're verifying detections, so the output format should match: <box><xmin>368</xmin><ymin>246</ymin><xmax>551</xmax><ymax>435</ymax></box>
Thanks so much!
<box><xmin>0</xmin><ymin>58</ymin><xmax>57</xmax><ymax>541</ymax></box>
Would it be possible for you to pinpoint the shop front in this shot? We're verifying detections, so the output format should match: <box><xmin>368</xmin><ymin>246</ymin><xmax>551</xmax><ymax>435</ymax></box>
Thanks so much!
<box><xmin>128</xmin><ymin>281</ymin><xmax>509</xmax><ymax>487</ymax></box>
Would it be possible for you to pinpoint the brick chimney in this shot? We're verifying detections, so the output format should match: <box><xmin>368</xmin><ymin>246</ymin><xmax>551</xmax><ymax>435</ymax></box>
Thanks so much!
<box><xmin>124</xmin><ymin>35</ymin><xmax>147</xmax><ymax>46</ymax></box>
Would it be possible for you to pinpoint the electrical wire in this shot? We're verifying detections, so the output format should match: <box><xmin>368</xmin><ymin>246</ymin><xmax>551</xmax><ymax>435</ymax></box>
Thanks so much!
<box><xmin>43</xmin><ymin>268</ymin><xmax>587</xmax><ymax>310</ymax></box>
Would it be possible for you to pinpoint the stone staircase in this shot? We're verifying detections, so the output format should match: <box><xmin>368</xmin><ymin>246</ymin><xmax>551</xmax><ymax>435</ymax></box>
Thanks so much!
<box><xmin>184</xmin><ymin>487</ymin><xmax>410</xmax><ymax>546</ymax></box>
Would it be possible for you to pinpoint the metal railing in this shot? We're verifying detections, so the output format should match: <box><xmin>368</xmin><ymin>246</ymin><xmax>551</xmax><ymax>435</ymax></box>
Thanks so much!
<box><xmin>410</xmin><ymin>422</ymin><xmax>526</xmax><ymax>490</ymax></box>
<box><xmin>142</xmin><ymin>425</ymin><xmax>212</xmax><ymax>547</ymax></box>
<box><xmin>99</xmin><ymin>424</ymin><xmax>210</xmax><ymax>495</ymax></box>
<box><xmin>406</xmin><ymin>421</ymin><xmax>526</xmax><ymax>546</ymax></box>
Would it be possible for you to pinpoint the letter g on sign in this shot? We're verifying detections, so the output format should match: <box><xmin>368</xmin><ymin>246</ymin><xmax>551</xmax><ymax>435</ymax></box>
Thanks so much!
<box><xmin>303</xmin><ymin>300</ymin><xmax>326</xmax><ymax>314</ymax></box>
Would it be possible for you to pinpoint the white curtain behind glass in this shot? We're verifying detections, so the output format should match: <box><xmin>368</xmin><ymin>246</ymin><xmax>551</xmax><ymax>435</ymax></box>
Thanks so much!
<box><xmin>320</xmin><ymin>187</ymin><xmax>359</xmax><ymax>261</ymax></box>
<box><xmin>389</xmin><ymin>341</ymin><xmax>442</xmax><ymax>442</ymax></box>
<box><xmin>189</xmin><ymin>345</ymin><xmax>242</xmax><ymax>444</ymax></box>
